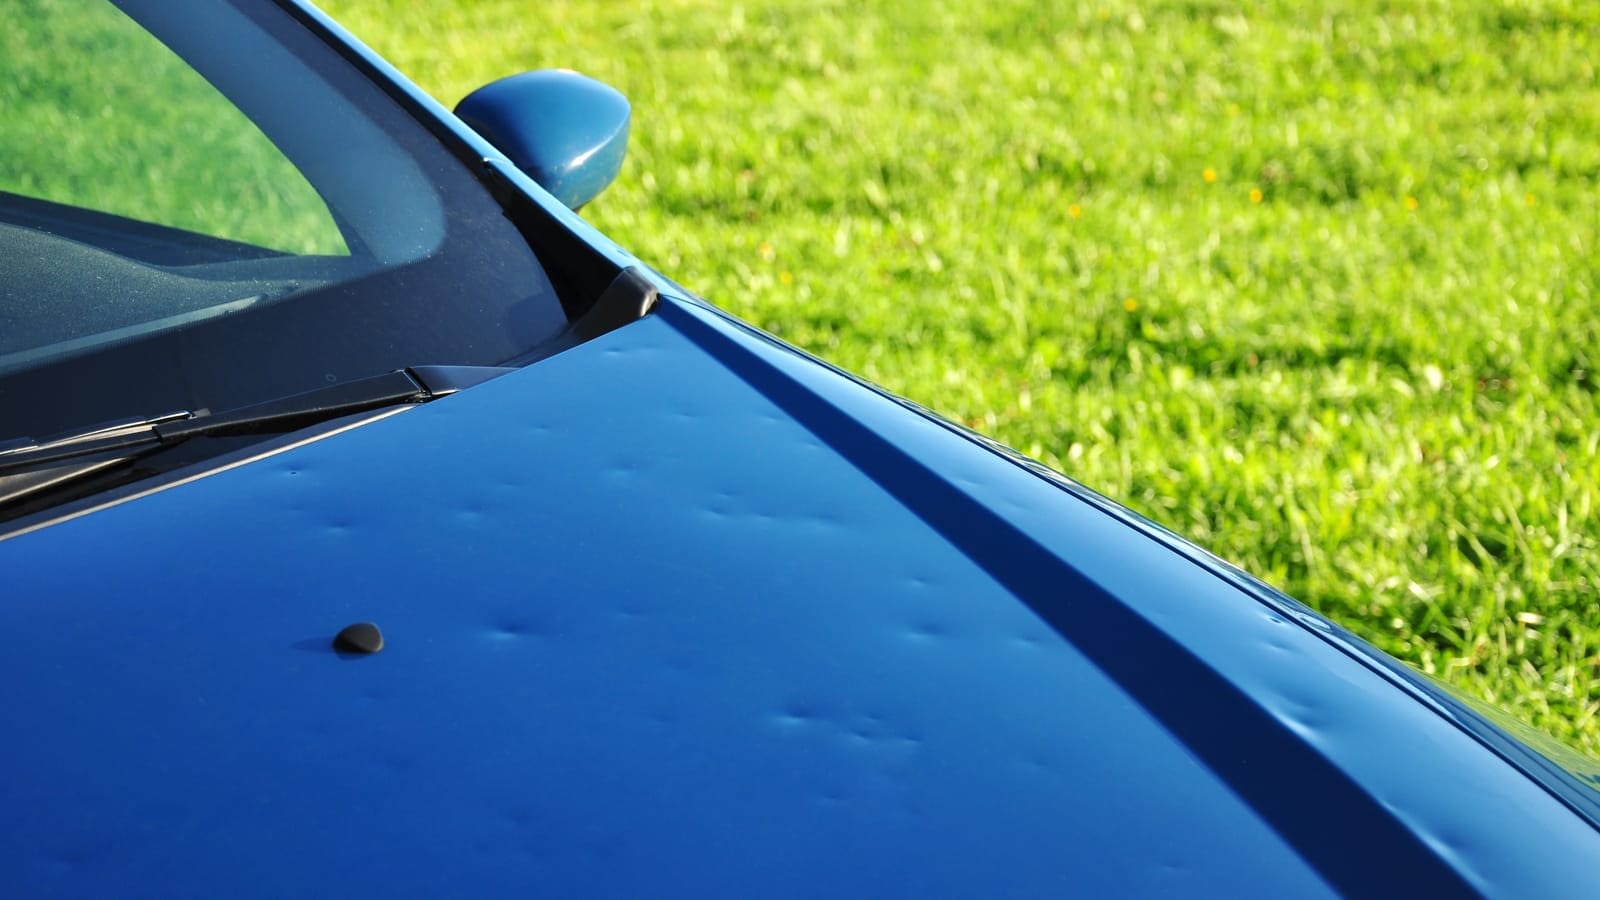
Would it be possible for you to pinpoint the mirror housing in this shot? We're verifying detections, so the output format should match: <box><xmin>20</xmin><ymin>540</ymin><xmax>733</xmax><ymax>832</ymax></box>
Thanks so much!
<box><xmin>455</xmin><ymin>70</ymin><xmax>630</xmax><ymax>211</ymax></box>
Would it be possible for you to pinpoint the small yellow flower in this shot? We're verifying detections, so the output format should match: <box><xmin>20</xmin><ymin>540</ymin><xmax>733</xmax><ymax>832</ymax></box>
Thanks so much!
<box><xmin>1123</xmin><ymin>296</ymin><xmax>1139</xmax><ymax>312</ymax></box>
<box><xmin>758</xmin><ymin>241</ymin><xmax>775</xmax><ymax>261</ymax></box>
<box><xmin>1524</xmin><ymin>193</ymin><xmax>1536</xmax><ymax>207</ymax></box>
<box><xmin>1068</xmin><ymin>203</ymin><xmax>1083</xmax><ymax>219</ymax></box>
<box><xmin>1203</xmin><ymin>167</ymin><xmax>1217</xmax><ymax>184</ymax></box>
<box><xmin>779</xmin><ymin>271</ymin><xmax>794</xmax><ymax>285</ymax></box>
<box><xmin>1404</xmin><ymin>196</ymin><xmax>1419</xmax><ymax>211</ymax></box>
<box><xmin>1249</xmin><ymin>187</ymin><xmax>1263</xmax><ymax>204</ymax></box>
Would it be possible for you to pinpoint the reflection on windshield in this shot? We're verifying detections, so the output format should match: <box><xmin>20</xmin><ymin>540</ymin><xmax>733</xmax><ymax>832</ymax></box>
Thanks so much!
<box><xmin>0</xmin><ymin>0</ymin><xmax>566</xmax><ymax>444</ymax></box>
<box><xmin>0</xmin><ymin>0</ymin><xmax>345</xmax><ymax>254</ymax></box>
<box><xmin>0</xmin><ymin>0</ymin><xmax>461</xmax><ymax>379</ymax></box>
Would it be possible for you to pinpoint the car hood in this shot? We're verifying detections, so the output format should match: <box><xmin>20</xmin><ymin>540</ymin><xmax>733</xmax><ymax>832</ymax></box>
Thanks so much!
<box><xmin>2</xmin><ymin>296</ymin><xmax>1596</xmax><ymax>896</ymax></box>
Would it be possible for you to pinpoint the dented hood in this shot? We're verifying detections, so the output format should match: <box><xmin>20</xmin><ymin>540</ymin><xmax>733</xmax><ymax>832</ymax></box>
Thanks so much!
<box><xmin>2</xmin><ymin>297</ymin><xmax>1596</xmax><ymax>897</ymax></box>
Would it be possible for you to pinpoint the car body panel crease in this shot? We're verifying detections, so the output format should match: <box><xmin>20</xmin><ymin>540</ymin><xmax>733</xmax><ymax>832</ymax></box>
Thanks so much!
<box><xmin>4</xmin><ymin>300</ymin><xmax>1597</xmax><ymax>896</ymax></box>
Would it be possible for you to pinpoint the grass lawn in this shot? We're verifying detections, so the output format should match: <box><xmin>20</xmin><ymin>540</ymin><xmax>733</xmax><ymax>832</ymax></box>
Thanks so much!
<box><xmin>334</xmin><ymin>0</ymin><xmax>1597</xmax><ymax>751</ymax></box>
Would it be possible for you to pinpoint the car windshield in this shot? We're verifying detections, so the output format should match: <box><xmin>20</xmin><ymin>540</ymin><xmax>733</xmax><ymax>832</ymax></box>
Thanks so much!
<box><xmin>0</xmin><ymin>0</ymin><xmax>567</xmax><ymax>440</ymax></box>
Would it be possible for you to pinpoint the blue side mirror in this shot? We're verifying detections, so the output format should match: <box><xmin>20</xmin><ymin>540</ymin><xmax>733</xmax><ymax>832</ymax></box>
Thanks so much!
<box><xmin>455</xmin><ymin>70</ymin><xmax>630</xmax><ymax>211</ymax></box>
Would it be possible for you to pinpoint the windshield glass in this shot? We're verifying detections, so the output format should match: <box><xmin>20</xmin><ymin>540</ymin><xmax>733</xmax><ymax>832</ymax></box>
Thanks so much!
<box><xmin>0</xmin><ymin>0</ymin><xmax>567</xmax><ymax>438</ymax></box>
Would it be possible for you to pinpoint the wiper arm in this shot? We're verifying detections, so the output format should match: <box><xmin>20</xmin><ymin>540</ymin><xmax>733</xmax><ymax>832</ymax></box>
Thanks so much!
<box><xmin>0</xmin><ymin>365</ymin><xmax>511</xmax><ymax>495</ymax></box>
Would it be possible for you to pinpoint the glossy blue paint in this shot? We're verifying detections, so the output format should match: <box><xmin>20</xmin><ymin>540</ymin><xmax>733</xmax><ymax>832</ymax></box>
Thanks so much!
<box><xmin>4</xmin><ymin>1</ymin><xmax>1599</xmax><ymax>895</ymax></box>
<box><xmin>661</xmin><ymin>297</ymin><xmax>1600</xmax><ymax>892</ymax></box>
<box><xmin>4</xmin><ymin>299</ymin><xmax>1599</xmax><ymax>896</ymax></box>
<box><xmin>455</xmin><ymin>70</ymin><xmax>630</xmax><ymax>210</ymax></box>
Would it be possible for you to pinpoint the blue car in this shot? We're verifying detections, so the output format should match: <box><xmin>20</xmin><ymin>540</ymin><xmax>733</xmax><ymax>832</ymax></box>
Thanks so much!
<box><xmin>2</xmin><ymin>1</ymin><xmax>1597</xmax><ymax>896</ymax></box>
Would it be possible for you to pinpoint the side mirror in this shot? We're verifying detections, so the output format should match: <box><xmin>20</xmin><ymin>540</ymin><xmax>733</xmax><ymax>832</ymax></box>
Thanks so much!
<box><xmin>455</xmin><ymin>70</ymin><xmax>630</xmax><ymax>211</ymax></box>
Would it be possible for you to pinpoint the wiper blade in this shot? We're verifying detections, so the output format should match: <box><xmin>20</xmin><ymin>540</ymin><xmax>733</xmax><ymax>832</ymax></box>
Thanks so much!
<box><xmin>0</xmin><ymin>365</ymin><xmax>510</xmax><ymax>490</ymax></box>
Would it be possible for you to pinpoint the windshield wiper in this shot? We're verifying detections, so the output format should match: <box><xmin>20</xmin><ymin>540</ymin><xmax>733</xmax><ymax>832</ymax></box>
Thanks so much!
<box><xmin>0</xmin><ymin>365</ymin><xmax>511</xmax><ymax>507</ymax></box>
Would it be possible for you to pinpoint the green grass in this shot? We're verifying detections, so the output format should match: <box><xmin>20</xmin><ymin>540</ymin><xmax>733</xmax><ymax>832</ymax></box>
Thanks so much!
<box><xmin>325</xmin><ymin>0</ymin><xmax>1600</xmax><ymax>752</ymax></box>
